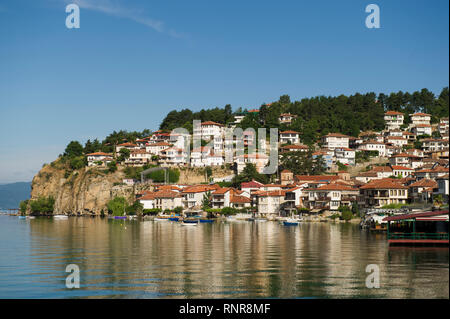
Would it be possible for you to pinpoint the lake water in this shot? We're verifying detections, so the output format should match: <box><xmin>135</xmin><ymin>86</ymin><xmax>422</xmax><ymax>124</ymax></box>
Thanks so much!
<box><xmin>0</xmin><ymin>215</ymin><xmax>448</xmax><ymax>298</ymax></box>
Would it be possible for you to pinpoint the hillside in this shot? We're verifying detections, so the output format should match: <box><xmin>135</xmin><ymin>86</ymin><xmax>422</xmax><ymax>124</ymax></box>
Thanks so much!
<box><xmin>0</xmin><ymin>182</ymin><xmax>31</xmax><ymax>209</ymax></box>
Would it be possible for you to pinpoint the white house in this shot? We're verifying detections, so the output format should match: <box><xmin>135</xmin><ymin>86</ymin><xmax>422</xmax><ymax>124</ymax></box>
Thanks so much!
<box><xmin>391</xmin><ymin>165</ymin><xmax>414</xmax><ymax>178</ymax></box>
<box><xmin>86</xmin><ymin>152</ymin><xmax>113</xmax><ymax>166</ymax></box>
<box><xmin>410</xmin><ymin>113</ymin><xmax>431</xmax><ymax>126</ymax></box>
<box><xmin>256</xmin><ymin>190</ymin><xmax>286</xmax><ymax>218</ymax></box>
<box><xmin>411</xmin><ymin>124</ymin><xmax>432</xmax><ymax>136</ymax></box>
<box><xmin>321</xmin><ymin>133</ymin><xmax>350</xmax><ymax>150</ymax></box>
<box><xmin>146</xmin><ymin>142</ymin><xmax>172</xmax><ymax>156</ymax></box>
<box><xmin>279</xmin><ymin>130</ymin><xmax>300</xmax><ymax>145</ymax></box>
<box><xmin>236</xmin><ymin>153</ymin><xmax>269</xmax><ymax>174</ymax></box>
<box><xmin>334</xmin><ymin>147</ymin><xmax>355</xmax><ymax>165</ymax></box>
<box><xmin>384</xmin><ymin>111</ymin><xmax>404</xmax><ymax>130</ymax></box>
<box><xmin>385</xmin><ymin>136</ymin><xmax>408</xmax><ymax>148</ymax></box>
<box><xmin>357</xmin><ymin>141</ymin><xmax>386</xmax><ymax>156</ymax></box>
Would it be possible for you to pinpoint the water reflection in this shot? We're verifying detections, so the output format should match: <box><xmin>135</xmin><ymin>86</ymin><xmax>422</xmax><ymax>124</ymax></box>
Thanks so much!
<box><xmin>0</xmin><ymin>216</ymin><xmax>447</xmax><ymax>298</ymax></box>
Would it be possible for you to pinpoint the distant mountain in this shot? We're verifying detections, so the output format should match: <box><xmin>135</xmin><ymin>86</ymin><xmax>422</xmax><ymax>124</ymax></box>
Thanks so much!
<box><xmin>0</xmin><ymin>182</ymin><xmax>31</xmax><ymax>209</ymax></box>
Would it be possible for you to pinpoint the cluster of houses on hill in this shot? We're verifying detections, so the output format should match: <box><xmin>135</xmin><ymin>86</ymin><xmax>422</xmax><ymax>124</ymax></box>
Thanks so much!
<box><xmin>85</xmin><ymin>110</ymin><xmax>448</xmax><ymax>214</ymax></box>
<box><xmin>134</xmin><ymin>166</ymin><xmax>448</xmax><ymax>218</ymax></box>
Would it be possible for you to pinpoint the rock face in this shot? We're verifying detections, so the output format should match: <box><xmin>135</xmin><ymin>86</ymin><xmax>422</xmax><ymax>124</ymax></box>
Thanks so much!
<box><xmin>30</xmin><ymin>160</ymin><xmax>235</xmax><ymax>215</ymax></box>
<box><xmin>30</xmin><ymin>162</ymin><xmax>130</xmax><ymax>215</ymax></box>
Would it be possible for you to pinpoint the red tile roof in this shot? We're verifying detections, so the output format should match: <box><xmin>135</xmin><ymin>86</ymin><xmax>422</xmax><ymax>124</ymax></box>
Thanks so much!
<box><xmin>360</xmin><ymin>179</ymin><xmax>408</xmax><ymax>189</ymax></box>
<box><xmin>385</xmin><ymin>111</ymin><xmax>404</xmax><ymax>115</ymax></box>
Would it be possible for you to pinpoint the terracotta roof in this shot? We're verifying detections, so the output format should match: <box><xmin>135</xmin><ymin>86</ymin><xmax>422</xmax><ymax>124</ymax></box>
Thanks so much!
<box><xmin>409</xmin><ymin>179</ymin><xmax>437</xmax><ymax>188</ymax></box>
<box><xmin>182</xmin><ymin>185</ymin><xmax>219</xmax><ymax>193</ymax></box>
<box><xmin>385</xmin><ymin>111</ymin><xmax>404</xmax><ymax>115</ymax></box>
<box><xmin>280</xmin><ymin>130</ymin><xmax>299</xmax><ymax>134</ymax></box>
<box><xmin>212</xmin><ymin>187</ymin><xmax>231</xmax><ymax>195</ymax></box>
<box><xmin>415</xmin><ymin>166</ymin><xmax>449</xmax><ymax>173</ymax></box>
<box><xmin>295</xmin><ymin>175</ymin><xmax>340</xmax><ymax>182</ymax></box>
<box><xmin>139</xmin><ymin>193</ymin><xmax>155</xmax><ymax>200</ymax></box>
<box><xmin>256</xmin><ymin>190</ymin><xmax>286</xmax><ymax>197</ymax></box>
<box><xmin>323</xmin><ymin>133</ymin><xmax>350</xmax><ymax>138</ymax></box>
<box><xmin>360</xmin><ymin>179</ymin><xmax>408</xmax><ymax>189</ymax></box>
<box><xmin>86</xmin><ymin>152</ymin><xmax>111</xmax><ymax>156</ymax></box>
<box><xmin>307</xmin><ymin>184</ymin><xmax>357</xmax><ymax>191</ymax></box>
<box><xmin>356</xmin><ymin>172</ymin><xmax>379</xmax><ymax>177</ymax></box>
<box><xmin>411</xmin><ymin>112</ymin><xmax>431</xmax><ymax>117</ymax></box>
<box><xmin>391</xmin><ymin>166</ymin><xmax>414</xmax><ymax>170</ymax></box>
<box><xmin>241</xmin><ymin>180</ymin><xmax>264</xmax><ymax>188</ymax></box>
<box><xmin>201</xmin><ymin>121</ymin><xmax>224</xmax><ymax>127</ymax></box>
<box><xmin>414</xmin><ymin>124</ymin><xmax>432</xmax><ymax>127</ymax></box>
<box><xmin>148</xmin><ymin>142</ymin><xmax>172</xmax><ymax>147</ymax></box>
<box><xmin>230</xmin><ymin>195</ymin><xmax>251</xmax><ymax>204</ymax></box>
<box><xmin>117</xmin><ymin>142</ymin><xmax>137</xmax><ymax>147</ymax></box>
<box><xmin>153</xmin><ymin>190</ymin><xmax>182</xmax><ymax>198</ymax></box>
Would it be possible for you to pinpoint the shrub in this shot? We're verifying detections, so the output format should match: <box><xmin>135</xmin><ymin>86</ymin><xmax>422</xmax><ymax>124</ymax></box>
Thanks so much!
<box><xmin>29</xmin><ymin>196</ymin><xmax>55</xmax><ymax>214</ymax></box>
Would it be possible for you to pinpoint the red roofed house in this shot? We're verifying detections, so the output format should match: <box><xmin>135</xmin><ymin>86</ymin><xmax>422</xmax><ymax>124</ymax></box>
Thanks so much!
<box><xmin>280</xmin><ymin>130</ymin><xmax>300</xmax><ymax>144</ymax></box>
<box><xmin>411</xmin><ymin>124</ymin><xmax>432</xmax><ymax>136</ymax></box>
<box><xmin>86</xmin><ymin>152</ymin><xmax>113</xmax><ymax>167</ymax></box>
<box><xmin>182</xmin><ymin>184</ymin><xmax>220</xmax><ymax>209</ymax></box>
<box><xmin>256</xmin><ymin>190</ymin><xmax>286</xmax><ymax>218</ymax></box>
<box><xmin>359</xmin><ymin>179</ymin><xmax>408</xmax><ymax>208</ymax></box>
<box><xmin>304</xmin><ymin>183</ymin><xmax>359</xmax><ymax>211</ymax></box>
<box><xmin>410</xmin><ymin>112</ymin><xmax>431</xmax><ymax>126</ymax></box>
<box><xmin>115</xmin><ymin>142</ymin><xmax>138</xmax><ymax>155</ymax></box>
<box><xmin>391</xmin><ymin>165</ymin><xmax>414</xmax><ymax>178</ymax></box>
<box><xmin>408</xmin><ymin>179</ymin><xmax>438</xmax><ymax>203</ymax></box>
<box><xmin>241</xmin><ymin>180</ymin><xmax>265</xmax><ymax>194</ymax></box>
<box><xmin>279</xmin><ymin>113</ymin><xmax>297</xmax><ymax>124</ymax></box>
<box><xmin>384</xmin><ymin>111</ymin><xmax>404</xmax><ymax>130</ymax></box>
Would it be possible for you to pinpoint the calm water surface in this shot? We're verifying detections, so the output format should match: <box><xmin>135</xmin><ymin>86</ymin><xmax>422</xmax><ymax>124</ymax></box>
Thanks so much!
<box><xmin>0</xmin><ymin>215</ymin><xmax>448</xmax><ymax>298</ymax></box>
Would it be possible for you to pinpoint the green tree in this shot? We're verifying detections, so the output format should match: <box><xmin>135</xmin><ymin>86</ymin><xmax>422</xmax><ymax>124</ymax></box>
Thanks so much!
<box><xmin>64</xmin><ymin>141</ymin><xmax>84</xmax><ymax>158</ymax></box>
<box><xmin>19</xmin><ymin>200</ymin><xmax>28</xmax><ymax>214</ymax></box>
<box><xmin>29</xmin><ymin>196</ymin><xmax>55</xmax><ymax>214</ymax></box>
<box><xmin>107</xmin><ymin>196</ymin><xmax>127</xmax><ymax>216</ymax></box>
<box><xmin>232</xmin><ymin>163</ymin><xmax>269</xmax><ymax>187</ymax></box>
<box><xmin>202</xmin><ymin>191</ymin><xmax>212</xmax><ymax>210</ymax></box>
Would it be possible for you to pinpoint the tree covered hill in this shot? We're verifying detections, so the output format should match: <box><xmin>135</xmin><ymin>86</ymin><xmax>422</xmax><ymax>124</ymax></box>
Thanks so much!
<box><xmin>158</xmin><ymin>87</ymin><xmax>449</xmax><ymax>144</ymax></box>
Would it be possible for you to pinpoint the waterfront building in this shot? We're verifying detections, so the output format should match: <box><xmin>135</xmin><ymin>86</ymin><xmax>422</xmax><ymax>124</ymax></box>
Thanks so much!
<box><xmin>359</xmin><ymin>179</ymin><xmax>408</xmax><ymax>208</ymax></box>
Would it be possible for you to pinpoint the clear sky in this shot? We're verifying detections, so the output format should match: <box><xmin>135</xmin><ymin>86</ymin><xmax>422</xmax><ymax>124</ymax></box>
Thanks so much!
<box><xmin>0</xmin><ymin>0</ymin><xmax>448</xmax><ymax>183</ymax></box>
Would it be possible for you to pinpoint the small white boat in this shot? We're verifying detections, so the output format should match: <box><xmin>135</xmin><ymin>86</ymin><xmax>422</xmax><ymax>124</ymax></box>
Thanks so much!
<box><xmin>27</xmin><ymin>216</ymin><xmax>35</xmax><ymax>219</ymax></box>
<box><xmin>154</xmin><ymin>217</ymin><xmax>169</xmax><ymax>221</ymax></box>
<box><xmin>181</xmin><ymin>220</ymin><xmax>199</xmax><ymax>226</ymax></box>
<box><xmin>283</xmin><ymin>218</ymin><xmax>300</xmax><ymax>226</ymax></box>
<box><xmin>53</xmin><ymin>215</ymin><xmax>68</xmax><ymax>220</ymax></box>
<box><xmin>254</xmin><ymin>217</ymin><xmax>267</xmax><ymax>222</ymax></box>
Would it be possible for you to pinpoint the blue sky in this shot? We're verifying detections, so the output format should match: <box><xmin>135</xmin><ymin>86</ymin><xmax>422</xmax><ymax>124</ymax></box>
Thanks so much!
<box><xmin>0</xmin><ymin>0</ymin><xmax>448</xmax><ymax>183</ymax></box>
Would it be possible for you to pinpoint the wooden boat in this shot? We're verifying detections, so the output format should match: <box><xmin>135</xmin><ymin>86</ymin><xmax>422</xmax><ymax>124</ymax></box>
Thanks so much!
<box><xmin>384</xmin><ymin>210</ymin><xmax>448</xmax><ymax>246</ymax></box>
<box><xmin>199</xmin><ymin>219</ymin><xmax>215</xmax><ymax>223</ymax></box>
<box><xmin>283</xmin><ymin>218</ymin><xmax>299</xmax><ymax>226</ymax></box>
<box><xmin>155</xmin><ymin>214</ymin><xmax>170</xmax><ymax>221</ymax></box>
<box><xmin>181</xmin><ymin>219</ymin><xmax>199</xmax><ymax>226</ymax></box>
<box><xmin>169</xmin><ymin>217</ymin><xmax>180</xmax><ymax>221</ymax></box>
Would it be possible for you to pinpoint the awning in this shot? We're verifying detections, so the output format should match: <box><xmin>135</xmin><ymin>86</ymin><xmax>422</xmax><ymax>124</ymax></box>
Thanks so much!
<box><xmin>383</xmin><ymin>210</ymin><xmax>449</xmax><ymax>222</ymax></box>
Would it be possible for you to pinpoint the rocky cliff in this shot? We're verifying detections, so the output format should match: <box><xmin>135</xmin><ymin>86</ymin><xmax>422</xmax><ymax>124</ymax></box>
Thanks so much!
<box><xmin>30</xmin><ymin>159</ymin><xmax>234</xmax><ymax>215</ymax></box>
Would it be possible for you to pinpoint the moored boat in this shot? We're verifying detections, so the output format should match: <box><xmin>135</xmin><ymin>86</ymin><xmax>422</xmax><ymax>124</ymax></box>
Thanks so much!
<box><xmin>18</xmin><ymin>216</ymin><xmax>26</xmax><ymax>220</ymax></box>
<box><xmin>53</xmin><ymin>215</ymin><xmax>68</xmax><ymax>220</ymax></box>
<box><xmin>181</xmin><ymin>219</ymin><xmax>199</xmax><ymax>226</ymax></box>
<box><xmin>199</xmin><ymin>219</ymin><xmax>215</xmax><ymax>223</ymax></box>
<box><xmin>114</xmin><ymin>216</ymin><xmax>127</xmax><ymax>220</ymax></box>
<box><xmin>283</xmin><ymin>218</ymin><xmax>299</xmax><ymax>226</ymax></box>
